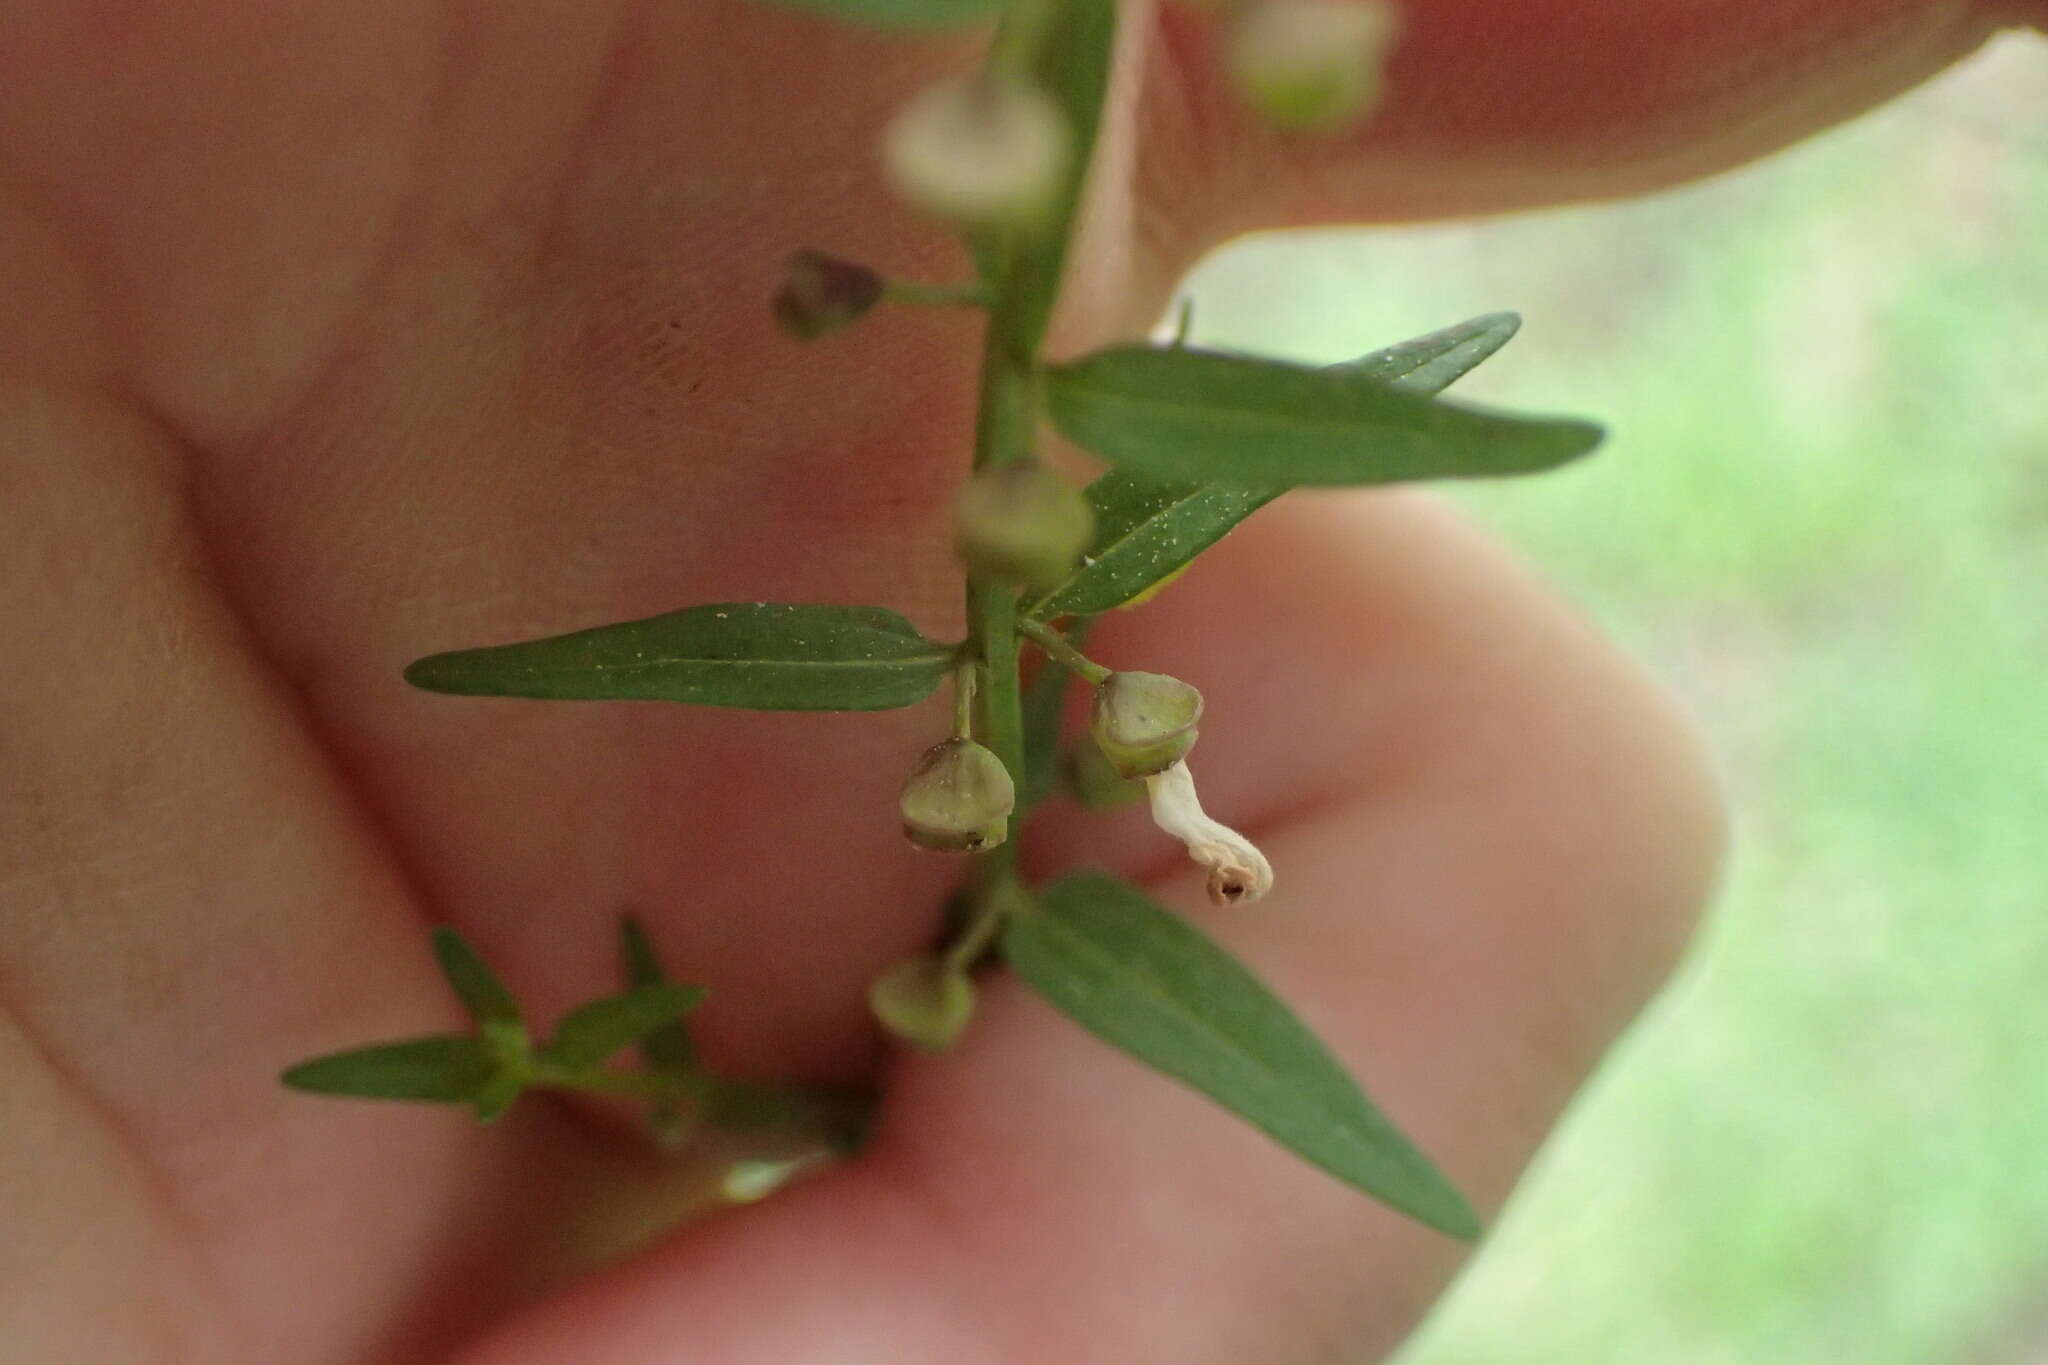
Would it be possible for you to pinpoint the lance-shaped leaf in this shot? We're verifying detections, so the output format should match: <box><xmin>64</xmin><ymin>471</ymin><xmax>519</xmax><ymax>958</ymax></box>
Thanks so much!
<box><xmin>1027</xmin><ymin>312</ymin><xmax>1526</xmax><ymax>617</ymax></box>
<box><xmin>431</xmin><ymin>926</ymin><xmax>521</xmax><ymax>1028</ymax></box>
<box><xmin>280</xmin><ymin>1035</ymin><xmax>496</xmax><ymax>1104</ymax></box>
<box><xmin>1025</xmin><ymin>474</ymin><xmax>1279</xmax><ymax>618</ymax></box>
<box><xmin>1002</xmin><ymin>873</ymin><xmax>1481</xmax><ymax>1239</ymax></box>
<box><xmin>405</xmin><ymin>603</ymin><xmax>953</xmax><ymax>712</ymax></box>
<box><xmin>543</xmin><ymin>984</ymin><xmax>707</xmax><ymax>1071</ymax></box>
<box><xmin>747</xmin><ymin>0</ymin><xmax>1007</xmax><ymax>28</ymax></box>
<box><xmin>1044</xmin><ymin>345</ymin><xmax>1601</xmax><ymax>488</ymax></box>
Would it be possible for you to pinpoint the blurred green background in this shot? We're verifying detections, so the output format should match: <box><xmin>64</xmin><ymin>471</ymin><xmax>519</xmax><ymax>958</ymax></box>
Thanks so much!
<box><xmin>1187</xmin><ymin>34</ymin><xmax>2048</xmax><ymax>1365</ymax></box>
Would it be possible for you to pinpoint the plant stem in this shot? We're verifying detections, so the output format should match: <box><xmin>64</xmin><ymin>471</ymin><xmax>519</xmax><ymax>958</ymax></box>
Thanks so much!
<box><xmin>987</xmin><ymin>0</ymin><xmax>1056</xmax><ymax>76</ymax></box>
<box><xmin>963</xmin><ymin>316</ymin><xmax>1039</xmax><ymax>875</ymax></box>
<box><xmin>535</xmin><ymin>1065</ymin><xmax>707</xmax><ymax>1102</ymax></box>
<box><xmin>962</xmin><ymin>0</ymin><xmax>1096</xmax><ymax>893</ymax></box>
<box><xmin>943</xmin><ymin>882</ymin><xmax>1013</xmax><ymax>973</ymax></box>
<box><xmin>535</xmin><ymin>1067</ymin><xmax>868</xmax><ymax>1145</ymax></box>
<box><xmin>951</xmin><ymin>657</ymin><xmax>978</xmax><ymax>740</ymax></box>
<box><xmin>1017</xmin><ymin>618</ymin><xmax>1109</xmax><ymax>684</ymax></box>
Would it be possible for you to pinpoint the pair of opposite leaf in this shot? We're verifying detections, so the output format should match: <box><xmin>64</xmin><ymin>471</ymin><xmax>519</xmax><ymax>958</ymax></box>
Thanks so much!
<box><xmin>403</xmin><ymin>311</ymin><xmax>1588</xmax><ymax>715</ymax></box>
<box><xmin>283</xmin><ymin>923</ymin><xmax>701</xmax><ymax>1126</ymax></box>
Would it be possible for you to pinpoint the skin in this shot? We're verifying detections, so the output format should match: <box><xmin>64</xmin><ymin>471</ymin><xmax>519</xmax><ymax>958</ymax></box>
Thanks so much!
<box><xmin>0</xmin><ymin>1</ymin><xmax>2035</xmax><ymax>1360</ymax></box>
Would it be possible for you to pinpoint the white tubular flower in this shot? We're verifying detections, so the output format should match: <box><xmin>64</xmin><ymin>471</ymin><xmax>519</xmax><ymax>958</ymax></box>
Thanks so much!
<box><xmin>1143</xmin><ymin>760</ymin><xmax>1274</xmax><ymax>907</ymax></box>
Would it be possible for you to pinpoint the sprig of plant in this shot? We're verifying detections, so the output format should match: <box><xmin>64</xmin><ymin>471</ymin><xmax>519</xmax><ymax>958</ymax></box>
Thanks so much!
<box><xmin>284</xmin><ymin>0</ymin><xmax>1608</xmax><ymax>1244</ymax></box>
<box><xmin>283</xmin><ymin>921</ymin><xmax>865</xmax><ymax>1148</ymax></box>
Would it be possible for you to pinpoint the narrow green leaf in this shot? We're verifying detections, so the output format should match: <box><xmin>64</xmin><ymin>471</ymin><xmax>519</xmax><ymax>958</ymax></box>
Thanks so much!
<box><xmin>405</xmin><ymin>603</ymin><xmax>953</xmax><ymax>712</ymax></box>
<box><xmin>1003</xmin><ymin>874</ymin><xmax>1481</xmax><ymax>1239</ymax></box>
<box><xmin>1026</xmin><ymin>313</ymin><xmax>1524</xmax><ymax>618</ymax></box>
<box><xmin>1026</xmin><ymin>474</ymin><xmax>1280</xmax><ymax>618</ymax></box>
<box><xmin>1044</xmin><ymin>346</ymin><xmax>1601</xmax><ymax>488</ymax></box>
<box><xmin>988</xmin><ymin>0</ymin><xmax>1116</xmax><ymax>354</ymax></box>
<box><xmin>430</xmin><ymin>927</ymin><xmax>521</xmax><ymax>1027</ymax></box>
<box><xmin>544</xmin><ymin>984</ymin><xmax>707</xmax><ymax>1071</ymax></box>
<box><xmin>280</xmin><ymin>1035</ymin><xmax>495</xmax><ymax>1104</ymax></box>
<box><xmin>619</xmin><ymin>916</ymin><xmax>694</xmax><ymax>1071</ymax></box>
<box><xmin>1327</xmin><ymin>311</ymin><xmax>1523</xmax><ymax>391</ymax></box>
<box><xmin>747</xmin><ymin>0</ymin><xmax>1007</xmax><ymax>27</ymax></box>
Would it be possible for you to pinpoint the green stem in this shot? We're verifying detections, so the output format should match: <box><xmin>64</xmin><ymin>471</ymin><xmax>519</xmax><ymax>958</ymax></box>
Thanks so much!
<box><xmin>534</xmin><ymin>1065</ymin><xmax>707</xmax><ymax>1103</ymax></box>
<box><xmin>943</xmin><ymin>882</ymin><xmax>1012</xmax><ymax>973</ymax></box>
<box><xmin>963</xmin><ymin>317</ymin><xmax>1039</xmax><ymax>876</ymax></box>
<box><xmin>536</xmin><ymin>1067</ymin><xmax>869</xmax><ymax>1146</ymax></box>
<box><xmin>966</xmin><ymin>576</ymin><xmax>1023</xmax><ymax>875</ymax></box>
<box><xmin>1017</xmin><ymin>618</ymin><xmax>1109</xmax><ymax>684</ymax></box>
<box><xmin>987</xmin><ymin>0</ymin><xmax>1056</xmax><ymax>77</ymax></box>
<box><xmin>961</xmin><ymin>0</ymin><xmax>1096</xmax><ymax>887</ymax></box>
<box><xmin>951</xmin><ymin>657</ymin><xmax>978</xmax><ymax>740</ymax></box>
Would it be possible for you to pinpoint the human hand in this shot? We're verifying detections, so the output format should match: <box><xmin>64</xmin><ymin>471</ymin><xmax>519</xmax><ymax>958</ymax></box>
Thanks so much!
<box><xmin>0</xmin><ymin>2</ymin><xmax>2028</xmax><ymax>1360</ymax></box>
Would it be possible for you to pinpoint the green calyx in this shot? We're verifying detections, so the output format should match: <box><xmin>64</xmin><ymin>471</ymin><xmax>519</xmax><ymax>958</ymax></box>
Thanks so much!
<box><xmin>1090</xmin><ymin>670</ymin><xmax>1203</xmax><ymax>779</ymax></box>
<box><xmin>900</xmin><ymin>737</ymin><xmax>1017</xmax><ymax>852</ymax></box>
<box><xmin>954</xmin><ymin>462</ymin><xmax>1095</xmax><ymax>591</ymax></box>
<box><xmin>868</xmin><ymin>954</ymin><xmax>978</xmax><ymax>1050</ymax></box>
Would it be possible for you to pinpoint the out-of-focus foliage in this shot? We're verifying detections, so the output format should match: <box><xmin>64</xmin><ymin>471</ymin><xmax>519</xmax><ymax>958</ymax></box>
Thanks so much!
<box><xmin>1191</xmin><ymin>34</ymin><xmax>2048</xmax><ymax>1365</ymax></box>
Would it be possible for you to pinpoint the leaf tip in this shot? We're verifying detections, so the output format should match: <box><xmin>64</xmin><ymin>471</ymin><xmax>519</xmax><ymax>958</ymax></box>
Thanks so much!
<box><xmin>277</xmin><ymin>1060</ymin><xmax>322</xmax><ymax>1093</ymax></box>
<box><xmin>402</xmin><ymin>651</ymin><xmax>462</xmax><ymax>694</ymax></box>
<box><xmin>1562</xmin><ymin>418</ymin><xmax>1607</xmax><ymax>459</ymax></box>
<box><xmin>1474</xmin><ymin>310</ymin><xmax>1521</xmax><ymax>340</ymax></box>
<box><xmin>1426</xmin><ymin>1188</ymin><xmax>1484</xmax><ymax>1242</ymax></box>
<box><xmin>620</xmin><ymin>913</ymin><xmax>662</xmax><ymax>983</ymax></box>
<box><xmin>1383</xmin><ymin>1159</ymin><xmax>1482</xmax><ymax>1240</ymax></box>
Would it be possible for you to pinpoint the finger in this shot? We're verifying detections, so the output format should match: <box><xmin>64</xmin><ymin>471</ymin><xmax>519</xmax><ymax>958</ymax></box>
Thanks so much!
<box><xmin>1136</xmin><ymin>0</ymin><xmax>2024</xmax><ymax>260</ymax></box>
<box><xmin>457</xmin><ymin>494</ymin><xmax>1724</xmax><ymax>1364</ymax></box>
<box><xmin>138</xmin><ymin>3</ymin><xmax>989</xmax><ymax>1081</ymax></box>
<box><xmin>0</xmin><ymin>398</ymin><xmax>576</xmax><ymax>1358</ymax></box>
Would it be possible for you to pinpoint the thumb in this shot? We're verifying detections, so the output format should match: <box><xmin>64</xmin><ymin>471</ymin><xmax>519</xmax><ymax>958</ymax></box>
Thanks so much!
<box><xmin>1134</xmin><ymin>0</ymin><xmax>2027</xmax><ymax>266</ymax></box>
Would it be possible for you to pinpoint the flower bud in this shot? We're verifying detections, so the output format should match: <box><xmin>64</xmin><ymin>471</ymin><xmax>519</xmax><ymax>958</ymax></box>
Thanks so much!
<box><xmin>1144</xmin><ymin>760</ymin><xmax>1274</xmax><ymax>906</ymax></box>
<box><xmin>900</xmin><ymin>738</ymin><xmax>1015</xmax><ymax>853</ymax></box>
<box><xmin>868</xmin><ymin>954</ymin><xmax>977</xmax><ymax>1051</ymax></box>
<box><xmin>772</xmin><ymin>250</ymin><xmax>885</xmax><ymax>340</ymax></box>
<box><xmin>953</xmin><ymin>463</ymin><xmax>1094</xmax><ymax>590</ymax></box>
<box><xmin>1228</xmin><ymin>0</ymin><xmax>1400</xmax><ymax>134</ymax></box>
<box><xmin>881</xmin><ymin>76</ymin><xmax>1071</xmax><ymax>230</ymax></box>
<box><xmin>1090</xmin><ymin>671</ymin><xmax>1203</xmax><ymax>779</ymax></box>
